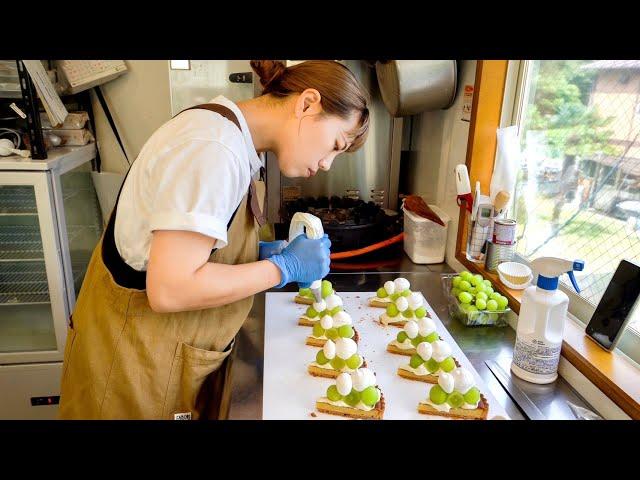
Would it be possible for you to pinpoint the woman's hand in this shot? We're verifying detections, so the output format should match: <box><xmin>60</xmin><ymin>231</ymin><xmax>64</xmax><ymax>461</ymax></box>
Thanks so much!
<box><xmin>267</xmin><ymin>233</ymin><xmax>331</xmax><ymax>288</ymax></box>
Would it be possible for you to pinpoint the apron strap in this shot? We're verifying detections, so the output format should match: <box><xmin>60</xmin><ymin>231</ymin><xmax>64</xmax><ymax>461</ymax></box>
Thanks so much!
<box><xmin>102</xmin><ymin>102</ymin><xmax>263</xmax><ymax>290</ymax></box>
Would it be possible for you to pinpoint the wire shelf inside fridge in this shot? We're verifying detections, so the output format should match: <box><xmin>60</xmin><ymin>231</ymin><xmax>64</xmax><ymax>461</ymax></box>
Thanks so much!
<box><xmin>0</xmin><ymin>186</ymin><xmax>38</xmax><ymax>215</ymax></box>
<box><xmin>0</xmin><ymin>262</ymin><xmax>50</xmax><ymax>305</ymax></box>
<box><xmin>0</xmin><ymin>225</ymin><xmax>44</xmax><ymax>260</ymax></box>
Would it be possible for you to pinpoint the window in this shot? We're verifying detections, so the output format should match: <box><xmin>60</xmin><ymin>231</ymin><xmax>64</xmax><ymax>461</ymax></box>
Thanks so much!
<box><xmin>512</xmin><ymin>60</ymin><xmax>640</xmax><ymax>359</ymax></box>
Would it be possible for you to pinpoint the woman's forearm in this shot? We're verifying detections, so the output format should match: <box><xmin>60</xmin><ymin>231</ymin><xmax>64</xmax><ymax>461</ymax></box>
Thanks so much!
<box><xmin>146</xmin><ymin>230</ymin><xmax>283</xmax><ymax>313</ymax></box>
<box><xmin>149</xmin><ymin>259</ymin><xmax>282</xmax><ymax>312</ymax></box>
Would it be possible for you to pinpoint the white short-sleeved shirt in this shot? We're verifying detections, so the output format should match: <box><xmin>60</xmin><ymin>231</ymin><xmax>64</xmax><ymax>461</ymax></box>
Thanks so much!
<box><xmin>114</xmin><ymin>95</ymin><xmax>263</xmax><ymax>271</ymax></box>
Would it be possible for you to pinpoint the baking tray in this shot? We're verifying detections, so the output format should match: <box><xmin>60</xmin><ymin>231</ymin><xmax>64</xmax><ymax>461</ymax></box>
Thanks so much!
<box><xmin>263</xmin><ymin>291</ymin><xmax>510</xmax><ymax>420</ymax></box>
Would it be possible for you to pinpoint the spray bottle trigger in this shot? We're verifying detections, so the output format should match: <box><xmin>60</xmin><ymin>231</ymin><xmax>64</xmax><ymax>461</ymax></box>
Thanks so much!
<box><xmin>567</xmin><ymin>271</ymin><xmax>580</xmax><ymax>294</ymax></box>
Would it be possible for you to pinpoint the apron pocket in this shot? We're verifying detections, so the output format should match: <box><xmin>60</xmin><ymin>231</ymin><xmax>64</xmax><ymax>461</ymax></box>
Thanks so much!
<box><xmin>163</xmin><ymin>340</ymin><xmax>234</xmax><ymax>420</ymax></box>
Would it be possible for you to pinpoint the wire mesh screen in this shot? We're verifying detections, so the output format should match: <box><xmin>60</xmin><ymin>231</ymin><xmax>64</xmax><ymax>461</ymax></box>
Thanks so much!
<box><xmin>514</xmin><ymin>60</ymin><xmax>640</xmax><ymax>332</ymax></box>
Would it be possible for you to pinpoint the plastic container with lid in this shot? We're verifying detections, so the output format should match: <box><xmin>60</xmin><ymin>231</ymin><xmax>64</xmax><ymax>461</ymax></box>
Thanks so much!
<box><xmin>402</xmin><ymin>202</ymin><xmax>450</xmax><ymax>264</ymax></box>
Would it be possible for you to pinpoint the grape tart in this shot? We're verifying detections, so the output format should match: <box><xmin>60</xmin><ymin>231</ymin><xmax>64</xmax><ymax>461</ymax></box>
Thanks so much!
<box><xmin>316</xmin><ymin>368</ymin><xmax>385</xmax><ymax>420</ymax></box>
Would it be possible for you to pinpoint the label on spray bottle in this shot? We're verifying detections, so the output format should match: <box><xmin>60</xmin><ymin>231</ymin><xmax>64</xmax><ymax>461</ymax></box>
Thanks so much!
<box><xmin>512</xmin><ymin>334</ymin><xmax>562</xmax><ymax>375</ymax></box>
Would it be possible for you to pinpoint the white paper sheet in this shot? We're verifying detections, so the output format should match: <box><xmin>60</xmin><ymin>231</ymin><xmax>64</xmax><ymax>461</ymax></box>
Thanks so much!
<box><xmin>263</xmin><ymin>292</ymin><xmax>510</xmax><ymax>420</ymax></box>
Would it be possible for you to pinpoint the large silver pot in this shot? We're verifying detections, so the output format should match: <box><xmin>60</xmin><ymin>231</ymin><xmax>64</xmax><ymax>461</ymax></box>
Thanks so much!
<box><xmin>375</xmin><ymin>60</ymin><xmax>457</xmax><ymax>117</ymax></box>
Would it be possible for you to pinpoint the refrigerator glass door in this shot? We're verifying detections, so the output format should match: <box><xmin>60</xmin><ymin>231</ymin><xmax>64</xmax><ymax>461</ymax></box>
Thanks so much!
<box><xmin>54</xmin><ymin>161</ymin><xmax>103</xmax><ymax>308</ymax></box>
<box><xmin>169</xmin><ymin>60</ymin><xmax>255</xmax><ymax>115</ymax></box>
<box><xmin>0</xmin><ymin>172</ymin><xmax>68</xmax><ymax>362</ymax></box>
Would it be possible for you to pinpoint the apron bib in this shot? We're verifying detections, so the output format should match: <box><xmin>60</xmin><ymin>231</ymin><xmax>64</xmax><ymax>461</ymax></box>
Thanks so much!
<box><xmin>58</xmin><ymin>104</ymin><xmax>265</xmax><ymax>420</ymax></box>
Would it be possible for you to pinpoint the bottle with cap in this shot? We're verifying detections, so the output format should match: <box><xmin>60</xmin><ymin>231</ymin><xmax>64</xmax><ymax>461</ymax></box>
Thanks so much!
<box><xmin>511</xmin><ymin>257</ymin><xmax>585</xmax><ymax>384</ymax></box>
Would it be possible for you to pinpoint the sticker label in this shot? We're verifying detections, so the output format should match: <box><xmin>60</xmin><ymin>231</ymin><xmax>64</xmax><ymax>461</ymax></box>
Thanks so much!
<box><xmin>512</xmin><ymin>336</ymin><xmax>561</xmax><ymax>375</ymax></box>
<box><xmin>173</xmin><ymin>412</ymin><xmax>192</xmax><ymax>420</ymax></box>
<box><xmin>461</xmin><ymin>84</ymin><xmax>474</xmax><ymax>122</ymax></box>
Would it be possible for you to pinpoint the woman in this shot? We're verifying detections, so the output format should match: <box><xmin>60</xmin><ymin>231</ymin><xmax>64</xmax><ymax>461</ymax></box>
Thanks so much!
<box><xmin>58</xmin><ymin>60</ymin><xmax>370</xmax><ymax>419</ymax></box>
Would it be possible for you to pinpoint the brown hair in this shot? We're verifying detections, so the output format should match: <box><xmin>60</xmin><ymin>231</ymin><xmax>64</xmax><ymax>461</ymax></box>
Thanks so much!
<box><xmin>250</xmin><ymin>60</ymin><xmax>370</xmax><ymax>152</ymax></box>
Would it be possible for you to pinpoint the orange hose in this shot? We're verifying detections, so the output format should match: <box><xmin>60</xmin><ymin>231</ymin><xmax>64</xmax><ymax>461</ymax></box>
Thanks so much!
<box><xmin>329</xmin><ymin>233</ymin><xmax>404</xmax><ymax>259</ymax></box>
<box><xmin>330</xmin><ymin>258</ymin><xmax>402</xmax><ymax>270</ymax></box>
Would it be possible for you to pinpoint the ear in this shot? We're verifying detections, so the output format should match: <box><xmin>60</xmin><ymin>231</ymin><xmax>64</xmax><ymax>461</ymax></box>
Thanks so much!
<box><xmin>294</xmin><ymin>88</ymin><xmax>322</xmax><ymax>118</ymax></box>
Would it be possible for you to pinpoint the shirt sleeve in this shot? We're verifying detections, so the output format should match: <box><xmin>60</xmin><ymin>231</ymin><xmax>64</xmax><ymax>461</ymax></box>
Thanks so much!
<box><xmin>147</xmin><ymin>139</ymin><xmax>249</xmax><ymax>249</ymax></box>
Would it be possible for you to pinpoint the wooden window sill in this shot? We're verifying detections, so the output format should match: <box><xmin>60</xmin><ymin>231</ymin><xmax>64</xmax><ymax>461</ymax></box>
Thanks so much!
<box><xmin>455</xmin><ymin>251</ymin><xmax>640</xmax><ymax>419</ymax></box>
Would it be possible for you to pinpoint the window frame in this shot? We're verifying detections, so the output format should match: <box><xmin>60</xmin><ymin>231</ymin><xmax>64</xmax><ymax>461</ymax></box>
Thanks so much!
<box><xmin>505</xmin><ymin>60</ymin><xmax>640</xmax><ymax>367</ymax></box>
<box><xmin>454</xmin><ymin>60</ymin><xmax>640</xmax><ymax>419</ymax></box>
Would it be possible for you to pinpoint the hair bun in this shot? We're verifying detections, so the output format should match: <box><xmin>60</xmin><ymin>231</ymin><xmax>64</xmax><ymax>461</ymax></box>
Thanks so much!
<box><xmin>250</xmin><ymin>60</ymin><xmax>286</xmax><ymax>91</ymax></box>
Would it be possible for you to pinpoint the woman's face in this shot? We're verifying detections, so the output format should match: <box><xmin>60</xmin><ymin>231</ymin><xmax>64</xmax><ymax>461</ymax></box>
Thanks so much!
<box><xmin>275</xmin><ymin>90</ymin><xmax>361</xmax><ymax>178</ymax></box>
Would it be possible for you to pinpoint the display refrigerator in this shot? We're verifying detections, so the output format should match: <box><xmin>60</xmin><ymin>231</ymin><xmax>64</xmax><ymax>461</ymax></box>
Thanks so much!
<box><xmin>0</xmin><ymin>144</ymin><xmax>102</xmax><ymax>419</ymax></box>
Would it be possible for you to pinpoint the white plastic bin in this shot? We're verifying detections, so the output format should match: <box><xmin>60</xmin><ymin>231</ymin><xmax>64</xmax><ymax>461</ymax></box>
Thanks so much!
<box><xmin>403</xmin><ymin>203</ymin><xmax>451</xmax><ymax>264</ymax></box>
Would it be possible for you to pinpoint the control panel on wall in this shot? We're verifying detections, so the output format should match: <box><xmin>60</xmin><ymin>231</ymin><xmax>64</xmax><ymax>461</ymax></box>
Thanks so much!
<box><xmin>56</xmin><ymin>60</ymin><xmax>128</xmax><ymax>95</ymax></box>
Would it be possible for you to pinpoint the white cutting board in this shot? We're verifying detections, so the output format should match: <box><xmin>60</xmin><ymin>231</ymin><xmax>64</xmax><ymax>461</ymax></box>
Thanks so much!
<box><xmin>263</xmin><ymin>292</ymin><xmax>510</xmax><ymax>420</ymax></box>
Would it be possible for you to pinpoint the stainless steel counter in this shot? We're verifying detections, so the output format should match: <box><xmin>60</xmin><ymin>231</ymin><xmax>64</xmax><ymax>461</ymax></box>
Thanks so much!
<box><xmin>227</xmin><ymin>255</ymin><xmax>600</xmax><ymax>420</ymax></box>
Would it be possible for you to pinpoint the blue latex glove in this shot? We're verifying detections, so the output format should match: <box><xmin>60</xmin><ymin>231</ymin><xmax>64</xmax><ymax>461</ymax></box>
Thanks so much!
<box><xmin>267</xmin><ymin>234</ymin><xmax>331</xmax><ymax>288</ymax></box>
<box><xmin>259</xmin><ymin>240</ymin><xmax>288</xmax><ymax>260</ymax></box>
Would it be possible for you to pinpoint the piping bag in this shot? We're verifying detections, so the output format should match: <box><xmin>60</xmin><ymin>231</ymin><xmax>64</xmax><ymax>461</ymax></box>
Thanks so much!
<box><xmin>289</xmin><ymin>212</ymin><xmax>325</xmax><ymax>302</ymax></box>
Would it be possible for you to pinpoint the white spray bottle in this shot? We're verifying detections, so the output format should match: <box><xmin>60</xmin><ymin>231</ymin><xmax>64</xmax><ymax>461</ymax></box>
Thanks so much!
<box><xmin>511</xmin><ymin>257</ymin><xmax>585</xmax><ymax>384</ymax></box>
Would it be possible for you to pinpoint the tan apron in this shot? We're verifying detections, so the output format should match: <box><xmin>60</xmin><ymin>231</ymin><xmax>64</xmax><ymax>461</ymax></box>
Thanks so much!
<box><xmin>58</xmin><ymin>104</ymin><xmax>266</xmax><ymax>420</ymax></box>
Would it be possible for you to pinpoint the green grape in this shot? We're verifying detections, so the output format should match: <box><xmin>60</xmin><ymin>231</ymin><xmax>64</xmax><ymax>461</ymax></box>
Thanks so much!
<box><xmin>404</xmin><ymin>309</ymin><xmax>414</xmax><ymax>318</ymax></box>
<box><xmin>482</xmin><ymin>279</ymin><xmax>492</xmax><ymax>288</ymax></box>
<box><xmin>450</xmin><ymin>288</ymin><xmax>461</xmax><ymax>298</ymax></box>
<box><xmin>390</xmin><ymin>292</ymin><xmax>400</xmax><ymax>301</ymax></box>
<box><xmin>327</xmin><ymin>385</ymin><xmax>342</xmax><ymax>401</ymax></box>
<box><xmin>468</xmin><ymin>287</ymin><xmax>477</xmax><ymax>296</ymax></box>
<box><xmin>330</xmin><ymin>307</ymin><xmax>342</xmax><ymax>315</ymax></box>
<box><xmin>312</xmin><ymin>323</ymin><xmax>325</xmax><ymax>338</ymax></box>
<box><xmin>464</xmin><ymin>387</ymin><xmax>480</xmax><ymax>405</ymax></box>
<box><xmin>474</xmin><ymin>274</ymin><xmax>484</xmax><ymax>283</ymax></box>
<box><xmin>299</xmin><ymin>287</ymin><xmax>311</xmax><ymax>297</ymax></box>
<box><xmin>459</xmin><ymin>280</ymin><xmax>471</xmax><ymax>292</ymax></box>
<box><xmin>415</xmin><ymin>307</ymin><xmax>427</xmax><ymax>318</ymax></box>
<box><xmin>409</xmin><ymin>354</ymin><xmax>423</xmax><ymax>369</ymax></box>
<box><xmin>411</xmin><ymin>336</ymin><xmax>422</xmax><ymax>347</ymax></box>
<box><xmin>377</xmin><ymin>287</ymin><xmax>388</xmax><ymax>298</ymax></box>
<box><xmin>452</xmin><ymin>276</ymin><xmax>462</xmax><ymax>288</ymax></box>
<box><xmin>476</xmin><ymin>292</ymin><xmax>488</xmax><ymax>301</ymax></box>
<box><xmin>485</xmin><ymin>287</ymin><xmax>494</xmax><ymax>295</ymax></box>
<box><xmin>470</xmin><ymin>276</ymin><xmax>481</xmax><ymax>287</ymax></box>
<box><xmin>429</xmin><ymin>385</ymin><xmax>447</xmax><ymax>405</ymax></box>
<box><xmin>326</xmin><ymin>328</ymin><xmax>339</xmax><ymax>340</ymax></box>
<box><xmin>425</xmin><ymin>358</ymin><xmax>439</xmax><ymax>373</ymax></box>
<box><xmin>361</xmin><ymin>386</ymin><xmax>380</xmax><ymax>407</ymax></box>
<box><xmin>460</xmin><ymin>271</ymin><xmax>473</xmax><ymax>282</ymax></box>
<box><xmin>386</xmin><ymin>304</ymin><xmax>399</xmax><ymax>317</ymax></box>
<box><xmin>447</xmin><ymin>391</ymin><xmax>464</xmax><ymax>408</ymax></box>
<box><xmin>475</xmin><ymin>298</ymin><xmax>487</xmax><ymax>310</ymax></box>
<box><xmin>467</xmin><ymin>305</ymin><xmax>478</xmax><ymax>313</ymax></box>
<box><xmin>316</xmin><ymin>350</ymin><xmax>329</xmax><ymax>365</ymax></box>
<box><xmin>330</xmin><ymin>357</ymin><xmax>346</xmax><ymax>370</ymax></box>
<box><xmin>425</xmin><ymin>332</ymin><xmax>439</xmax><ymax>343</ymax></box>
<box><xmin>346</xmin><ymin>354</ymin><xmax>362</xmax><ymax>370</ymax></box>
<box><xmin>321</xmin><ymin>280</ymin><xmax>333</xmax><ymax>298</ymax></box>
<box><xmin>475</xmin><ymin>284</ymin><xmax>487</xmax><ymax>294</ymax></box>
<box><xmin>344</xmin><ymin>390</ymin><xmax>361</xmax><ymax>407</ymax></box>
<box><xmin>496</xmin><ymin>296</ymin><xmax>509</xmax><ymax>310</ymax></box>
<box><xmin>489</xmin><ymin>292</ymin><xmax>502</xmax><ymax>301</ymax></box>
<box><xmin>401</xmin><ymin>289</ymin><xmax>411</xmax><ymax>297</ymax></box>
<box><xmin>458</xmin><ymin>292</ymin><xmax>473</xmax><ymax>304</ymax></box>
<box><xmin>306</xmin><ymin>307</ymin><xmax>318</xmax><ymax>318</ymax></box>
<box><xmin>397</xmin><ymin>331</ymin><xmax>408</xmax><ymax>343</ymax></box>
<box><xmin>486</xmin><ymin>299</ymin><xmax>498</xmax><ymax>311</ymax></box>
<box><xmin>338</xmin><ymin>325</ymin><xmax>354</xmax><ymax>338</ymax></box>
<box><xmin>439</xmin><ymin>357</ymin><xmax>456</xmax><ymax>372</ymax></box>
